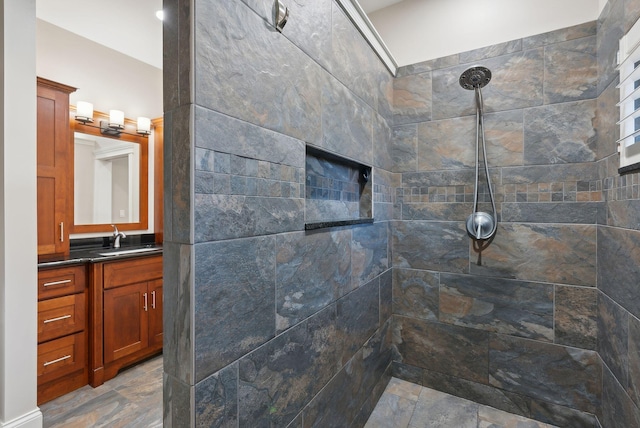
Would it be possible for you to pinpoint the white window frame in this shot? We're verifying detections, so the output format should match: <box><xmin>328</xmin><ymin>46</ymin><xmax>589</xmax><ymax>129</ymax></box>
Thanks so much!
<box><xmin>617</xmin><ymin>18</ymin><xmax>640</xmax><ymax>173</ymax></box>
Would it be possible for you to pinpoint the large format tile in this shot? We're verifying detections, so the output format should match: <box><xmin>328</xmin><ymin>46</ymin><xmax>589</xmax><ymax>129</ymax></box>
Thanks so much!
<box><xmin>439</xmin><ymin>273</ymin><xmax>554</xmax><ymax>341</ymax></box>
<box><xmin>364</xmin><ymin>393</ymin><xmax>415</xmax><ymax>428</ymax></box>
<box><xmin>489</xmin><ymin>335</ymin><xmax>601</xmax><ymax>413</ymax></box>
<box><xmin>336</xmin><ymin>278</ymin><xmax>380</xmax><ymax>365</ymax></box>
<box><xmin>598</xmin><ymin>226</ymin><xmax>640</xmax><ymax>318</ymax></box>
<box><xmin>194</xmin><ymin>0</ymin><xmax>323</xmax><ymax>144</ymax></box>
<box><xmin>238</xmin><ymin>306</ymin><xmax>341</xmax><ymax>427</ymax></box>
<box><xmin>432</xmin><ymin>50</ymin><xmax>544</xmax><ymax>120</ymax></box>
<box><xmin>555</xmin><ymin>285</ymin><xmax>597</xmax><ymax>350</ymax></box>
<box><xmin>409</xmin><ymin>388</ymin><xmax>479</xmax><ymax>428</ymax></box>
<box><xmin>194</xmin><ymin>236</ymin><xmax>276</xmax><ymax>381</ymax></box>
<box><xmin>392</xmin><ymin>124</ymin><xmax>418</xmax><ymax>173</ymax></box>
<box><xmin>598</xmin><ymin>292</ymin><xmax>629</xmax><ymax>385</ymax></box>
<box><xmin>304</xmin><ymin>320</ymin><xmax>392</xmax><ymax>427</ymax></box>
<box><xmin>276</xmin><ymin>230</ymin><xmax>351</xmax><ymax>332</ymax></box>
<box><xmin>629</xmin><ymin>315</ymin><xmax>640</xmax><ymax>409</ymax></box>
<box><xmin>601</xmin><ymin>365</ymin><xmax>640</xmax><ymax>428</ymax></box>
<box><xmin>470</xmin><ymin>223</ymin><xmax>597</xmax><ymax>287</ymax></box>
<box><xmin>393</xmin><ymin>316</ymin><xmax>489</xmax><ymax>384</ymax></box>
<box><xmin>393</xmin><ymin>268</ymin><xmax>439</xmax><ymax>321</ymax></box>
<box><xmin>351</xmin><ymin>222</ymin><xmax>389</xmax><ymax>287</ymax></box>
<box><xmin>321</xmin><ymin>75</ymin><xmax>374</xmax><ymax>165</ymax></box>
<box><xmin>195</xmin><ymin>364</ymin><xmax>238</xmax><ymax>427</ymax></box>
<box><xmin>393</xmin><ymin>72</ymin><xmax>432</xmax><ymax>125</ymax></box>
<box><xmin>524</xmin><ymin>100</ymin><xmax>597</xmax><ymax>165</ymax></box>
<box><xmin>392</xmin><ymin>221</ymin><xmax>468</xmax><ymax>274</ymax></box>
<box><xmin>544</xmin><ymin>36</ymin><xmax>597</xmax><ymax>104</ymax></box>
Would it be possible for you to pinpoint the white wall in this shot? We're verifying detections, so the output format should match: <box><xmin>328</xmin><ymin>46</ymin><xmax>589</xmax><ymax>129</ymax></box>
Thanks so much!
<box><xmin>36</xmin><ymin>19</ymin><xmax>162</xmax><ymax>120</ymax></box>
<box><xmin>368</xmin><ymin>0</ymin><xmax>603</xmax><ymax>66</ymax></box>
<box><xmin>0</xmin><ymin>0</ymin><xmax>41</xmax><ymax>426</ymax></box>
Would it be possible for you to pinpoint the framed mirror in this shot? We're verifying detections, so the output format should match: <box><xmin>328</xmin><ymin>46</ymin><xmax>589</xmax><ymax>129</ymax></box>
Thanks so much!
<box><xmin>70</xmin><ymin>109</ymin><xmax>149</xmax><ymax>234</ymax></box>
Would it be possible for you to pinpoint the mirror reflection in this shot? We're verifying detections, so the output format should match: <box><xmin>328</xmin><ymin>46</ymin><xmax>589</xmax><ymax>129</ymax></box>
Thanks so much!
<box><xmin>74</xmin><ymin>132</ymin><xmax>140</xmax><ymax>225</ymax></box>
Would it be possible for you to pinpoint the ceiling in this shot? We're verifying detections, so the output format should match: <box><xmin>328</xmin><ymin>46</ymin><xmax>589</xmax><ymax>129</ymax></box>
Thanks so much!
<box><xmin>35</xmin><ymin>0</ymin><xmax>163</xmax><ymax>70</ymax></box>
<box><xmin>359</xmin><ymin>0</ymin><xmax>406</xmax><ymax>13</ymax></box>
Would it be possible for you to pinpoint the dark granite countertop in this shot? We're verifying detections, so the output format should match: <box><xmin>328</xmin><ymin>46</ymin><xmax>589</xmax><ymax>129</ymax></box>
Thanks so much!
<box><xmin>38</xmin><ymin>243</ymin><xmax>163</xmax><ymax>269</ymax></box>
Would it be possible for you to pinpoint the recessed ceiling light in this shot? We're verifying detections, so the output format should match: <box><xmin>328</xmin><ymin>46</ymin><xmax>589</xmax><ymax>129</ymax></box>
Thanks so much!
<box><xmin>156</xmin><ymin>10</ymin><xmax>164</xmax><ymax>21</ymax></box>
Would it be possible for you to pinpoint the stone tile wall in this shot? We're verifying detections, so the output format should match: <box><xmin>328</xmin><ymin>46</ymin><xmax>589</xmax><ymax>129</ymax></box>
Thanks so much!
<box><xmin>597</xmin><ymin>0</ymin><xmax>640</xmax><ymax>427</ymax></box>
<box><xmin>163</xmin><ymin>0</ymin><xmax>394</xmax><ymax>426</ymax></box>
<box><xmin>389</xmin><ymin>18</ymin><xmax>610</xmax><ymax>428</ymax></box>
<box><xmin>164</xmin><ymin>0</ymin><xmax>640</xmax><ymax>426</ymax></box>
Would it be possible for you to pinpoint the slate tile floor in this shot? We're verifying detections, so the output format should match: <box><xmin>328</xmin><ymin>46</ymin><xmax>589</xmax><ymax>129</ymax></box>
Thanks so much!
<box><xmin>365</xmin><ymin>378</ymin><xmax>559</xmax><ymax>428</ymax></box>
<box><xmin>41</xmin><ymin>356</ymin><xmax>555</xmax><ymax>428</ymax></box>
<box><xmin>40</xmin><ymin>354</ymin><xmax>162</xmax><ymax>428</ymax></box>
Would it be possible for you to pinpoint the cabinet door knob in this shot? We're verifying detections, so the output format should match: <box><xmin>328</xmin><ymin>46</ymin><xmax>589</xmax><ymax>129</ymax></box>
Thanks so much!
<box><xmin>151</xmin><ymin>290</ymin><xmax>156</xmax><ymax>309</ymax></box>
<box><xmin>60</xmin><ymin>222</ymin><xmax>64</xmax><ymax>242</ymax></box>
<box><xmin>143</xmin><ymin>292</ymin><xmax>148</xmax><ymax>312</ymax></box>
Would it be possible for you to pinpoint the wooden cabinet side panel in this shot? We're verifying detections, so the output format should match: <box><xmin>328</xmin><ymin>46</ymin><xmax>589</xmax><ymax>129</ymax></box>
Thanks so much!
<box><xmin>148</xmin><ymin>279</ymin><xmax>163</xmax><ymax>350</ymax></box>
<box><xmin>89</xmin><ymin>263</ymin><xmax>104</xmax><ymax>387</ymax></box>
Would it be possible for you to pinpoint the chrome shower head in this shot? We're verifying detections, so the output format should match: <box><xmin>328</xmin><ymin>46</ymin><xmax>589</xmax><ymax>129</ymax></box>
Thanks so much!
<box><xmin>459</xmin><ymin>66</ymin><xmax>492</xmax><ymax>90</ymax></box>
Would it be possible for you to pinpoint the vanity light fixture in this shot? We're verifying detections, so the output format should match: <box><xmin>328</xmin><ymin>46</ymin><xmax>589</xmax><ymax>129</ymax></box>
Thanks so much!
<box><xmin>136</xmin><ymin>117</ymin><xmax>151</xmax><ymax>135</ymax></box>
<box><xmin>100</xmin><ymin>109</ymin><xmax>125</xmax><ymax>136</ymax></box>
<box><xmin>75</xmin><ymin>101</ymin><xmax>94</xmax><ymax>124</ymax></box>
<box><xmin>74</xmin><ymin>104</ymin><xmax>152</xmax><ymax>138</ymax></box>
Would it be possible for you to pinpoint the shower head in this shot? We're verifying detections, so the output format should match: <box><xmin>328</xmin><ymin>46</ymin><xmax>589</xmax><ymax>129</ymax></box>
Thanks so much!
<box><xmin>459</xmin><ymin>66</ymin><xmax>492</xmax><ymax>90</ymax></box>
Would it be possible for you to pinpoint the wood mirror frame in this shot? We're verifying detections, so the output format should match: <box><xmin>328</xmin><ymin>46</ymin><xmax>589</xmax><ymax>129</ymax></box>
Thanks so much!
<box><xmin>70</xmin><ymin>108</ymin><xmax>149</xmax><ymax>234</ymax></box>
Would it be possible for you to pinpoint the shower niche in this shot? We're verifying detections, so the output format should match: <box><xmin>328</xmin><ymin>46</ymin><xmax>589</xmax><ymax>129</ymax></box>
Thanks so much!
<box><xmin>304</xmin><ymin>145</ymin><xmax>373</xmax><ymax>230</ymax></box>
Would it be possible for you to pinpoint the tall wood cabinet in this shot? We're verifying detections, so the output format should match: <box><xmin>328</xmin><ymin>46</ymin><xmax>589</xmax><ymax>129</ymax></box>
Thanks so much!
<box><xmin>37</xmin><ymin>77</ymin><xmax>75</xmax><ymax>257</ymax></box>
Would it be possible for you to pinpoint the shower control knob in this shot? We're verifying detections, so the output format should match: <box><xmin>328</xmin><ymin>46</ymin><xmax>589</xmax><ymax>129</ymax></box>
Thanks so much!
<box><xmin>466</xmin><ymin>212</ymin><xmax>496</xmax><ymax>240</ymax></box>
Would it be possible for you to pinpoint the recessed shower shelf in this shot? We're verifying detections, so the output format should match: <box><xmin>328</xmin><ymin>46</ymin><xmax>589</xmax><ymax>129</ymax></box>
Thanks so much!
<box><xmin>304</xmin><ymin>217</ymin><xmax>374</xmax><ymax>231</ymax></box>
<box><xmin>304</xmin><ymin>145</ymin><xmax>372</xmax><ymax>229</ymax></box>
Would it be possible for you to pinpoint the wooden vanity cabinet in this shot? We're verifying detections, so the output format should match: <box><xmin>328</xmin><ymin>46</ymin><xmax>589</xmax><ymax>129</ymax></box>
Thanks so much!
<box><xmin>37</xmin><ymin>264</ymin><xmax>88</xmax><ymax>405</ymax></box>
<box><xmin>90</xmin><ymin>255</ymin><xmax>163</xmax><ymax>386</ymax></box>
<box><xmin>37</xmin><ymin>77</ymin><xmax>76</xmax><ymax>257</ymax></box>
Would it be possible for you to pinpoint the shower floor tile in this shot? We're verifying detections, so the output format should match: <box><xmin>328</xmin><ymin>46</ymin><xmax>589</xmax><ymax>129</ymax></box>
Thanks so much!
<box><xmin>365</xmin><ymin>378</ymin><xmax>559</xmax><ymax>428</ymax></box>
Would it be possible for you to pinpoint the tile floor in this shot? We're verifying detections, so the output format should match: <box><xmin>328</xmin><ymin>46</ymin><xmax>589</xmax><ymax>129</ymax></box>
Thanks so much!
<box><xmin>41</xmin><ymin>357</ymin><xmax>556</xmax><ymax>428</ymax></box>
<box><xmin>365</xmin><ymin>378</ymin><xmax>559</xmax><ymax>428</ymax></box>
<box><xmin>39</xmin><ymin>354</ymin><xmax>162</xmax><ymax>428</ymax></box>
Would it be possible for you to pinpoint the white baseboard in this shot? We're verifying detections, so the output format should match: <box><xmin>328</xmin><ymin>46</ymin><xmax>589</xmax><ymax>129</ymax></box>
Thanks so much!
<box><xmin>1</xmin><ymin>409</ymin><xmax>42</xmax><ymax>428</ymax></box>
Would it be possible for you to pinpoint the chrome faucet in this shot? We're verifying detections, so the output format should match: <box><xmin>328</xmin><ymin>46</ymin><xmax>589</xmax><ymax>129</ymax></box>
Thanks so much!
<box><xmin>111</xmin><ymin>224</ymin><xmax>126</xmax><ymax>248</ymax></box>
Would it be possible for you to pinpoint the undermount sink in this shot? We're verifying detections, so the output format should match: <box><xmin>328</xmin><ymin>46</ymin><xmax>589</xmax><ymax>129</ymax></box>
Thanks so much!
<box><xmin>98</xmin><ymin>247</ymin><xmax>160</xmax><ymax>257</ymax></box>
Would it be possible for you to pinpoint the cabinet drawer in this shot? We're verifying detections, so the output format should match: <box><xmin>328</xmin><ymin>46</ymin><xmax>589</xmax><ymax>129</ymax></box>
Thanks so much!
<box><xmin>38</xmin><ymin>293</ymin><xmax>85</xmax><ymax>343</ymax></box>
<box><xmin>103</xmin><ymin>256</ymin><xmax>162</xmax><ymax>289</ymax></box>
<box><xmin>37</xmin><ymin>332</ymin><xmax>86</xmax><ymax>385</ymax></box>
<box><xmin>38</xmin><ymin>265</ymin><xmax>86</xmax><ymax>300</ymax></box>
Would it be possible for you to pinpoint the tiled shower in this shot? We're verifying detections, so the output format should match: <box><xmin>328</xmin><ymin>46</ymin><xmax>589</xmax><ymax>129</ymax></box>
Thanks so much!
<box><xmin>162</xmin><ymin>0</ymin><xmax>640</xmax><ymax>427</ymax></box>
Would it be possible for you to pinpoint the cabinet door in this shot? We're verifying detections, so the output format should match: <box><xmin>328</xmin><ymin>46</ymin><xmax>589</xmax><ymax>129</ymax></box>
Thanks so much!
<box><xmin>103</xmin><ymin>282</ymin><xmax>149</xmax><ymax>364</ymax></box>
<box><xmin>148</xmin><ymin>279</ymin><xmax>163</xmax><ymax>349</ymax></box>
<box><xmin>37</xmin><ymin>80</ymin><xmax>72</xmax><ymax>256</ymax></box>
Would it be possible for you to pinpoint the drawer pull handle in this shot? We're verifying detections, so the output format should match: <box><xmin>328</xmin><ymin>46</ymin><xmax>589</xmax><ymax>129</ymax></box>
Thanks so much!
<box><xmin>143</xmin><ymin>293</ymin><xmax>148</xmax><ymax>312</ymax></box>
<box><xmin>43</xmin><ymin>279</ymin><xmax>72</xmax><ymax>287</ymax></box>
<box><xmin>151</xmin><ymin>291</ymin><xmax>156</xmax><ymax>309</ymax></box>
<box><xmin>43</xmin><ymin>314</ymin><xmax>72</xmax><ymax>324</ymax></box>
<box><xmin>43</xmin><ymin>354</ymin><xmax>71</xmax><ymax>367</ymax></box>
